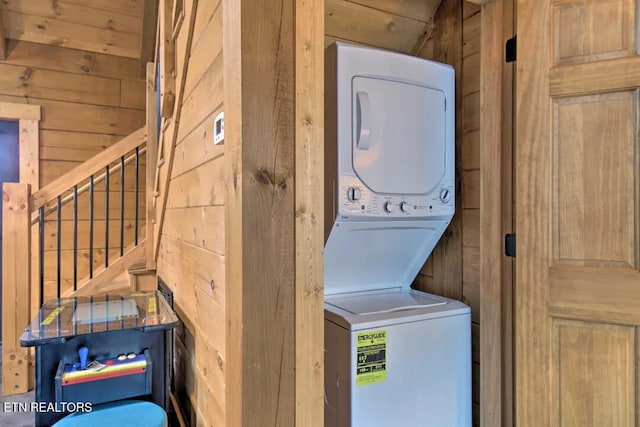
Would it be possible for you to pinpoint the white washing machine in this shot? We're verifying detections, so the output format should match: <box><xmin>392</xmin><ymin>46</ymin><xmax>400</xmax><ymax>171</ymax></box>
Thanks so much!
<box><xmin>324</xmin><ymin>43</ymin><xmax>471</xmax><ymax>426</ymax></box>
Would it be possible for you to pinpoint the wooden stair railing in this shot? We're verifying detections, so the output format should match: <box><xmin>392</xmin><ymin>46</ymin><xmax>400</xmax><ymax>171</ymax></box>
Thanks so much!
<box><xmin>2</xmin><ymin>127</ymin><xmax>148</xmax><ymax>395</ymax></box>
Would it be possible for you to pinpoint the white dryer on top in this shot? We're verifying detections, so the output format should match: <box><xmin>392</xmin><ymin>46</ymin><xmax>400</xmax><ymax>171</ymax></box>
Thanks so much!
<box><xmin>324</xmin><ymin>42</ymin><xmax>456</xmax><ymax>295</ymax></box>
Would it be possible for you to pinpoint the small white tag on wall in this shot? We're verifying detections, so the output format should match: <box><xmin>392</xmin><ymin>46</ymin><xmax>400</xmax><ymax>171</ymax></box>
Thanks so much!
<box><xmin>214</xmin><ymin>112</ymin><xmax>224</xmax><ymax>144</ymax></box>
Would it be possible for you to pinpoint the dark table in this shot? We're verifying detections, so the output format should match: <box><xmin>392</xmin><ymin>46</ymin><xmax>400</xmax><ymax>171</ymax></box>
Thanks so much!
<box><xmin>20</xmin><ymin>291</ymin><xmax>178</xmax><ymax>426</ymax></box>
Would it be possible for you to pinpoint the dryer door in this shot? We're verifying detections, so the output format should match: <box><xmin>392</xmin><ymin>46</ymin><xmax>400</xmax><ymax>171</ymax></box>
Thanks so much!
<box><xmin>352</xmin><ymin>77</ymin><xmax>446</xmax><ymax>195</ymax></box>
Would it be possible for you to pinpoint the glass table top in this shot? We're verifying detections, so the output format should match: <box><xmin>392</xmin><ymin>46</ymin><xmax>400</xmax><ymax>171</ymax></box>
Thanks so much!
<box><xmin>20</xmin><ymin>291</ymin><xmax>178</xmax><ymax>346</ymax></box>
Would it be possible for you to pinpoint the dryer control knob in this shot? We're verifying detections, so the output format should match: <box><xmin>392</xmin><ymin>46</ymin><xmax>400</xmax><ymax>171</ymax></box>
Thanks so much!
<box><xmin>347</xmin><ymin>187</ymin><xmax>361</xmax><ymax>202</ymax></box>
<box><xmin>383</xmin><ymin>201</ymin><xmax>395</xmax><ymax>213</ymax></box>
<box><xmin>400</xmin><ymin>202</ymin><xmax>410</xmax><ymax>213</ymax></box>
<box><xmin>439</xmin><ymin>188</ymin><xmax>451</xmax><ymax>203</ymax></box>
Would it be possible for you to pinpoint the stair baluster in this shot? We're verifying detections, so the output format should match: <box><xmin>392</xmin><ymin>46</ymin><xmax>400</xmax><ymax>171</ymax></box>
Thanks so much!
<box><xmin>39</xmin><ymin>206</ymin><xmax>44</xmax><ymax>307</ymax></box>
<box><xmin>120</xmin><ymin>156</ymin><xmax>125</xmax><ymax>257</ymax></box>
<box><xmin>105</xmin><ymin>165</ymin><xmax>110</xmax><ymax>268</ymax></box>
<box><xmin>73</xmin><ymin>185</ymin><xmax>78</xmax><ymax>292</ymax></box>
<box><xmin>56</xmin><ymin>195</ymin><xmax>61</xmax><ymax>299</ymax></box>
<box><xmin>89</xmin><ymin>175</ymin><xmax>94</xmax><ymax>279</ymax></box>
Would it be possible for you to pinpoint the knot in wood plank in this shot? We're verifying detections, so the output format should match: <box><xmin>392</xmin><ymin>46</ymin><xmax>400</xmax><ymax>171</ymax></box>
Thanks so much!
<box><xmin>20</xmin><ymin>68</ymin><xmax>33</xmax><ymax>82</ymax></box>
<box><xmin>255</xmin><ymin>168</ymin><xmax>273</xmax><ymax>186</ymax></box>
<box><xmin>217</xmin><ymin>354</ymin><xmax>224</xmax><ymax>369</ymax></box>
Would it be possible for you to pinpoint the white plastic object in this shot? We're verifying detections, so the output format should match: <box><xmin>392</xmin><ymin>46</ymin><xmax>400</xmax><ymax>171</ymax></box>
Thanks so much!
<box><xmin>214</xmin><ymin>112</ymin><xmax>224</xmax><ymax>144</ymax></box>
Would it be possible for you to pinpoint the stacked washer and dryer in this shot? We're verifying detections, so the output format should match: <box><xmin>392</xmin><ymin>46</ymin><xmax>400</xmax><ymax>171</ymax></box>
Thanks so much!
<box><xmin>323</xmin><ymin>43</ymin><xmax>471</xmax><ymax>426</ymax></box>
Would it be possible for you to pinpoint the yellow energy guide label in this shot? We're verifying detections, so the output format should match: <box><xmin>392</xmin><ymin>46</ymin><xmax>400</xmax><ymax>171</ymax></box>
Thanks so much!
<box><xmin>356</xmin><ymin>330</ymin><xmax>387</xmax><ymax>386</ymax></box>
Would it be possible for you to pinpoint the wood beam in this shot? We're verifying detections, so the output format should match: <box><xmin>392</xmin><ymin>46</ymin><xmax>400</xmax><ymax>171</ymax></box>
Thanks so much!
<box><xmin>295</xmin><ymin>0</ymin><xmax>324</xmax><ymax>424</ymax></box>
<box><xmin>145</xmin><ymin>62</ymin><xmax>158</xmax><ymax>270</ymax></box>
<box><xmin>2</xmin><ymin>183</ymin><xmax>31</xmax><ymax>395</ymax></box>
<box><xmin>139</xmin><ymin>0</ymin><xmax>160</xmax><ymax>78</ymax></box>
<box><xmin>225</xmin><ymin>0</ymin><xmax>323</xmax><ymax>424</ymax></box>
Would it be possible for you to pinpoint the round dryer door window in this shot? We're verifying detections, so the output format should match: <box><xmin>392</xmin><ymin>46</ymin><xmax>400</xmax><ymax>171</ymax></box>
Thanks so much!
<box><xmin>351</xmin><ymin>76</ymin><xmax>446</xmax><ymax>195</ymax></box>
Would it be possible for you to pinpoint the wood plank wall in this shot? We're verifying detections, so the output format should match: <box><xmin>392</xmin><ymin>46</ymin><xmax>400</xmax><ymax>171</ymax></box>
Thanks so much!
<box><xmin>0</xmin><ymin>38</ymin><xmax>146</xmax><ymax>303</ymax></box>
<box><xmin>413</xmin><ymin>2</ymin><xmax>483</xmax><ymax>426</ymax></box>
<box><xmin>155</xmin><ymin>0</ymin><xmax>226</xmax><ymax>425</ymax></box>
<box><xmin>325</xmin><ymin>0</ymin><xmax>441</xmax><ymax>54</ymax></box>
<box><xmin>0</xmin><ymin>40</ymin><xmax>146</xmax><ymax>177</ymax></box>
<box><xmin>0</xmin><ymin>0</ymin><xmax>143</xmax><ymax>59</ymax></box>
<box><xmin>461</xmin><ymin>4</ymin><xmax>481</xmax><ymax>426</ymax></box>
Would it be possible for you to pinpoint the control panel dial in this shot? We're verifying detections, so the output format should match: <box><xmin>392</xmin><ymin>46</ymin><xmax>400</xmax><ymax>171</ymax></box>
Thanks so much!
<box><xmin>347</xmin><ymin>187</ymin><xmax>361</xmax><ymax>202</ymax></box>
<box><xmin>400</xmin><ymin>201</ymin><xmax>410</xmax><ymax>213</ymax></box>
<box><xmin>439</xmin><ymin>188</ymin><xmax>451</xmax><ymax>204</ymax></box>
<box><xmin>383</xmin><ymin>201</ymin><xmax>395</xmax><ymax>213</ymax></box>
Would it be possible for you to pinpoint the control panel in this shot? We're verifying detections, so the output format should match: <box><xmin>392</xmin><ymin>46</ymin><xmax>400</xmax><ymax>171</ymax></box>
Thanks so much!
<box><xmin>337</xmin><ymin>174</ymin><xmax>453</xmax><ymax>219</ymax></box>
<box><xmin>55</xmin><ymin>348</ymin><xmax>152</xmax><ymax>406</ymax></box>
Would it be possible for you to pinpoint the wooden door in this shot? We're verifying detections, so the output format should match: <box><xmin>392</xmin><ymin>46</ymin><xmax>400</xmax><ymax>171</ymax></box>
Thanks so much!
<box><xmin>516</xmin><ymin>0</ymin><xmax>640</xmax><ymax>425</ymax></box>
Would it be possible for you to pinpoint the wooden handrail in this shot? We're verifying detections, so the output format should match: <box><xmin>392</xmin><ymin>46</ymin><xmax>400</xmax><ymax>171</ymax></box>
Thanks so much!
<box><xmin>31</xmin><ymin>146</ymin><xmax>147</xmax><ymax>224</ymax></box>
<box><xmin>31</xmin><ymin>127</ymin><xmax>147</xmax><ymax>211</ymax></box>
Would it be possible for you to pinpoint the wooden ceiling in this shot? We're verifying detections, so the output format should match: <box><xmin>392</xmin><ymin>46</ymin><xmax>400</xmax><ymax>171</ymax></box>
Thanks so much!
<box><xmin>325</xmin><ymin>0</ymin><xmax>443</xmax><ymax>54</ymax></box>
<box><xmin>0</xmin><ymin>0</ymin><xmax>147</xmax><ymax>59</ymax></box>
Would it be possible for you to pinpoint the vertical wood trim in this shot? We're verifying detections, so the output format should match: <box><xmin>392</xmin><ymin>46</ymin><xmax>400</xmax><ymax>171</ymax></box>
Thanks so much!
<box><xmin>515</xmin><ymin>0</ymin><xmax>552</xmax><ymax>424</ymax></box>
<box><xmin>0</xmin><ymin>12</ymin><xmax>6</xmax><ymax>61</ymax></box>
<box><xmin>146</xmin><ymin>62</ymin><xmax>158</xmax><ymax>270</ymax></box>
<box><xmin>2</xmin><ymin>183</ymin><xmax>31</xmax><ymax>395</ymax></box>
<box><xmin>295</xmin><ymin>0</ymin><xmax>324</xmax><ymax>425</ymax></box>
<box><xmin>500</xmin><ymin>0</ymin><xmax>515</xmax><ymax>425</ymax></box>
<box><xmin>18</xmin><ymin>120</ymin><xmax>39</xmax><ymax>190</ymax></box>
<box><xmin>223</xmin><ymin>0</ymin><xmax>243</xmax><ymax>422</ymax></box>
<box><xmin>479</xmin><ymin>1</ymin><xmax>504</xmax><ymax>426</ymax></box>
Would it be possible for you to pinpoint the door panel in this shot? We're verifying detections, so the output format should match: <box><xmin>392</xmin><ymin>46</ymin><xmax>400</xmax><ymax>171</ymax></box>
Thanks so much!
<box><xmin>553</xmin><ymin>92</ymin><xmax>636</xmax><ymax>268</ymax></box>
<box><xmin>552</xmin><ymin>320</ymin><xmax>635</xmax><ymax>427</ymax></box>
<box><xmin>517</xmin><ymin>0</ymin><xmax>640</xmax><ymax>425</ymax></box>
<box><xmin>552</xmin><ymin>0</ymin><xmax>636</xmax><ymax>65</ymax></box>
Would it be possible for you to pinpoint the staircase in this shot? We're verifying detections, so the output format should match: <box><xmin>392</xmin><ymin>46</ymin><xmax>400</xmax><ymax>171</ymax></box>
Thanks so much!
<box><xmin>2</xmin><ymin>119</ymin><xmax>158</xmax><ymax>394</ymax></box>
<box><xmin>0</xmin><ymin>0</ymin><xmax>197</xmax><ymax>397</ymax></box>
